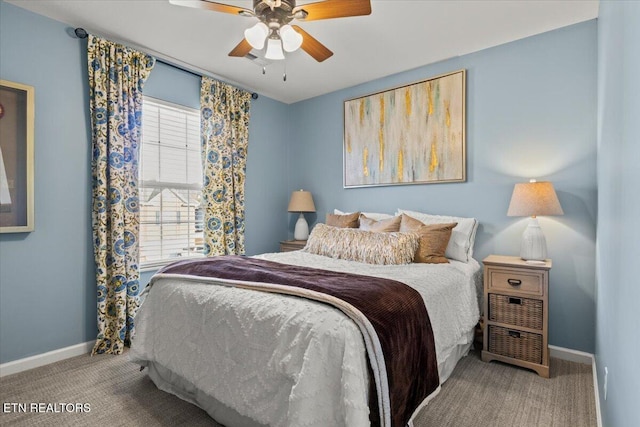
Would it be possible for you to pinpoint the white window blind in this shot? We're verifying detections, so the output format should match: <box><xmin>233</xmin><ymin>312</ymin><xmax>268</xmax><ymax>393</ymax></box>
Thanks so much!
<box><xmin>139</xmin><ymin>97</ymin><xmax>204</xmax><ymax>269</ymax></box>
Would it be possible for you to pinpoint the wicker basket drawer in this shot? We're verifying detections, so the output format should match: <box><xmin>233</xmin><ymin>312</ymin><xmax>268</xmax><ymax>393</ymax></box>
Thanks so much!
<box><xmin>489</xmin><ymin>294</ymin><xmax>543</xmax><ymax>330</ymax></box>
<box><xmin>488</xmin><ymin>325</ymin><xmax>543</xmax><ymax>364</ymax></box>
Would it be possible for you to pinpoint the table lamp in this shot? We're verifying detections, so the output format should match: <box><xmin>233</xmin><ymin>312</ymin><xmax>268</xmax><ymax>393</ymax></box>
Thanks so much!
<box><xmin>287</xmin><ymin>189</ymin><xmax>316</xmax><ymax>240</ymax></box>
<box><xmin>507</xmin><ymin>180</ymin><xmax>563</xmax><ymax>262</ymax></box>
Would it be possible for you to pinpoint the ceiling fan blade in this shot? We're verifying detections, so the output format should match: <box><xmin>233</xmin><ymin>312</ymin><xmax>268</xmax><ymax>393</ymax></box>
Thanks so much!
<box><xmin>292</xmin><ymin>26</ymin><xmax>333</xmax><ymax>62</ymax></box>
<box><xmin>293</xmin><ymin>0</ymin><xmax>371</xmax><ymax>21</ymax></box>
<box><xmin>169</xmin><ymin>0</ymin><xmax>253</xmax><ymax>16</ymax></box>
<box><xmin>228</xmin><ymin>38</ymin><xmax>253</xmax><ymax>57</ymax></box>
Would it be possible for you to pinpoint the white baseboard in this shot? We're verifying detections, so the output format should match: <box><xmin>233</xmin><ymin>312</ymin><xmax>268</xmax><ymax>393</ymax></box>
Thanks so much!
<box><xmin>0</xmin><ymin>341</ymin><xmax>95</xmax><ymax>377</ymax></box>
<box><xmin>549</xmin><ymin>345</ymin><xmax>602</xmax><ymax>427</ymax></box>
<box><xmin>549</xmin><ymin>345</ymin><xmax>594</xmax><ymax>364</ymax></box>
<box><xmin>592</xmin><ymin>355</ymin><xmax>603</xmax><ymax>427</ymax></box>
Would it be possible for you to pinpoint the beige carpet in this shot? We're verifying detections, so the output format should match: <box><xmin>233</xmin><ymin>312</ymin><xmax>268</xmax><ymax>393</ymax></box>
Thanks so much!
<box><xmin>0</xmin><ymin>350</ymin><xmax>596</xmax><ymax>426</ymax></box>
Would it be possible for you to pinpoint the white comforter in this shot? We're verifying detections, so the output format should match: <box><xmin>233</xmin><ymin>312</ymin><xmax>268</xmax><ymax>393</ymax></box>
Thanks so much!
<box><xmin>129</xmin><ymin>252</ymin><xmax>481</xmax><ymax>427</ymax></box>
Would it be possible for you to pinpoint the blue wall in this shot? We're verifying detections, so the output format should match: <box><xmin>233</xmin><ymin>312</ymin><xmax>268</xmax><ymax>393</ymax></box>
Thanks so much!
<box><xmin>288</xmin><ymin>21</ymin><xmax>598</xmax><ymax>352</ymax></box>
<box><xmin>0</xmin><ymin>1</ymin><xmax>603</xmax><ymax>365</ymax></box>
<box><xmin>0</xmin><ymin>1</ymin><xmax>96</xmax><ymax>365</ymax></box>
<box><xmin>145</xmin><ymin>62</ymin><xmax>201</xmax><ymax>109</ymax></box>
<box><xmin>0</xmin><ymin>1</ymin><xmax>288</xmax><ymax>364</ymax></box>
<box><xmin>596</xmin><ymin>2</ymin><xmax>640</xmax><ymax>427</ymax></box>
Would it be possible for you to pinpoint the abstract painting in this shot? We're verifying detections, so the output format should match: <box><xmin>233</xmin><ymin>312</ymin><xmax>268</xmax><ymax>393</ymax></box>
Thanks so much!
<box><xmin>344</xmin><ymin>69</ymin><xmax>466</xmax><ymax>187</ymax></box>
<box><xmin>0</xmin><ymin>80</ymin><xmax>34</xmax><ymax>233</ymax></box>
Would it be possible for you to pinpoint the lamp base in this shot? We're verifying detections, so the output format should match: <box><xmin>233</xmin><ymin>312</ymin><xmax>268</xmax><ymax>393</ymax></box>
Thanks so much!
<box><xmin>520</xmin><ymin>217</ymin><xmax>547</xmax><ymax>261</ymax></box>
<box><xmin>294</xmin><ymin>213</ymin><xmax>309</xmax><ymax>240</ymax></box>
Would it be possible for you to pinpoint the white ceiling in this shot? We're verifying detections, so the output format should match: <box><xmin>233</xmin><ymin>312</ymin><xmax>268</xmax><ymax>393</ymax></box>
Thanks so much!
<box><xmin>8</xmin><ymin>0</ymin><xmax>599</xmax><ymax>104</ymax></box>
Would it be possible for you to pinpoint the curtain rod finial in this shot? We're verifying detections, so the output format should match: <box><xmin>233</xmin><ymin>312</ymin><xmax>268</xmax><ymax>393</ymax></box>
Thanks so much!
<box><xmin>74</xmin><ymin>28</ymin><xmax>88</xmax><ymax>39</ymax></box>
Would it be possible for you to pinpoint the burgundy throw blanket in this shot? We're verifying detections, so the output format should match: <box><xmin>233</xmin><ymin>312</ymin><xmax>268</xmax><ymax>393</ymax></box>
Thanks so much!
<box><xmin>157</xmin><ymin>255</ymin><xmax>439</xmax><ymax>427</ymax></box>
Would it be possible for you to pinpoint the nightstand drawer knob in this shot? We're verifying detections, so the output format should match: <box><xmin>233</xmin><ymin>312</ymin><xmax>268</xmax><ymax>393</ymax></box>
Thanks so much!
<box><xmin>507</xmin><ymin>278</ymin><xmax>522</xmax><ymax>286</ymax></box>
<box><xmin>508</xmin><ymin>297</ymin><xmax>522</xmax><ymax>305</ymax></box>
<box><xmin>508</xmin><ymin>330</ymin><xmax>521</xmax><ymax>339</ymax></box>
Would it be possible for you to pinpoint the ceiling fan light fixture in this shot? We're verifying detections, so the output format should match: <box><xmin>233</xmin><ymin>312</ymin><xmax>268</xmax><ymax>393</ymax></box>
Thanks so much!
<box><xmin>244</xmin><ymin>22</ymin><xmax>269</xmax><ymax>49</ymax></box>
<box><xmin>264</xmin><ymin>0</ymin><xmax>282</xmax><ymax>9</ymax></box>
<box><xmin>280</xmin><ymin>24</ymin><xmax>303</xmax><ymax>52</ymax></box>
<box><xmin>265</xmin><ymin>37</ymin><xmax>285</xmax><ymax>60</ymax></box>
<box><xmin>174</xmin><ymin>0</ymin><xmax>367</xmax><ymax>63</ymax></box>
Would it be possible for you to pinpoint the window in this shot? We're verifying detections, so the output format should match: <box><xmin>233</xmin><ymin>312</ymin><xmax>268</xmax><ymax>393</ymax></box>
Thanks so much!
<box><xmin>139</xmin><ymin>97</ymin><xmax>203</xmax><ymax>269</ymax></box>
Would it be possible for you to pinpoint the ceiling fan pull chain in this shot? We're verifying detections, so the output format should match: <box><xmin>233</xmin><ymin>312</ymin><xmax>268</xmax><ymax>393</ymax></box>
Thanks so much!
<box><xmin>262</xmin><ymin>66</ymin><xmax>266</xmax><ymax>75</ymax></box>
<box><xmin>283</xmin><ymin>61</ymin><xmax>287</xmax><ymax>82</ymax></box>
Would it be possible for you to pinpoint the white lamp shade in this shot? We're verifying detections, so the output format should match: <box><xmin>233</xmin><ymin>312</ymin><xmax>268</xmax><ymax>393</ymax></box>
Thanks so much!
<box><xmin>280</xmin><ymin>25</ymin><xmax>303</xmax><ymax>52</ymax></box>
<box><xmin>265</xmin><ymin>38</ymin><xmax>285</xmax><ymax>60</ymax></box>
<box><xmin>244</xmin><ymin>22</ymin><xmax>269</xmax><ymax>50</ymax></box>
<box><xmin>507</xmin><ymin>181</ymin><xmax>563</xmax><ymax>217</ymax></box>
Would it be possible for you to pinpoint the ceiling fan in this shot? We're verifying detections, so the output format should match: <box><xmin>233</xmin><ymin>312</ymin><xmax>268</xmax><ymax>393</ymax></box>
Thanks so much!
<box><xmin>169</xmin><ymin>0</ymin><xmax>372</xmax><ymax>62</ymax></box>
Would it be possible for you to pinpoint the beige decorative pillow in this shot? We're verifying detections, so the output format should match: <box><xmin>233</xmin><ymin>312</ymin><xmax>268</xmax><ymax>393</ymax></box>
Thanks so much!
<box><xmin>359</xmin><ymin>214</ymin><xmax>401</xmax><ymax>232</ymax></box>
<box><xmin>400</xmin><ymin>214</ymin><xmax>457</xmax><ymax>264</ymax></box>
<box><xmin>304</xmin><ymin>223</ymin><xmax>419</xmax><ymax>265</ymax></box>
<box><xmin>397</xmin><ymin>209</ymin><xmax>478</xmax><ymax>262</ymax></box>
<box><xmin>326</xmin><ymin>211</ymin><xmax>360</xmax><ymax>228</ymax></box>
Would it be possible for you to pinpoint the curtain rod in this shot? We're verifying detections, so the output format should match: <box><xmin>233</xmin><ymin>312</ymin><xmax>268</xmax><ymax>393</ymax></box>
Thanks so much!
<box><xmin>73</xmin><ymin>28</ymin><xmax>259</xmax><ymax>100</ymax></box>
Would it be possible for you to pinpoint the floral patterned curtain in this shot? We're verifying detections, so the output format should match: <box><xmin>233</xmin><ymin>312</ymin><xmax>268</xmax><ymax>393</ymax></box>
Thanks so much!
<box><xmin>200</xmin><ymin>77</ymin><xmax>251</xmax><ymax>256</ymax></box>
<box><xmin>88</xmin><ymin>35</ymin><xmax>155</xmax><ymax>355</ymax></box>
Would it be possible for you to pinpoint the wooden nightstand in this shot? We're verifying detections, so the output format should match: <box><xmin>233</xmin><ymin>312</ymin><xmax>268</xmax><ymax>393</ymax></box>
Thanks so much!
<box><xmin>279</xmin><ymin>240</ymin><xmax>307</xmax><ymax>252</ymax></box>
<box><xmin>481</xmin><ymin>255</ymin><xmax>552</xmax><ymax>378</ymax></box>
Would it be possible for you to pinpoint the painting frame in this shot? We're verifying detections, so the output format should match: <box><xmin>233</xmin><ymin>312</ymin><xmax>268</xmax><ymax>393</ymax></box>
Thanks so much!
<box><xmin>343</xmin><ymin>69</ymin><xmax>466</xmax><ymax>188</ymax></box>
<box><xmin>0</xmin><ymin>79</ymin><xmax>35</xmax><ymax>233</ymax></box>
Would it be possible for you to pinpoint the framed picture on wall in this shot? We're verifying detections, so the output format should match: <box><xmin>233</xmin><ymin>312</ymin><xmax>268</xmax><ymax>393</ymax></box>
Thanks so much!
<box><xmin>343</xmin><ymin>69</ymin><xmax>466</xmax><ymax>188</ymax></box>
<box><xmin>0</xmin><ymin>80</ymin><xmax>35</xmax><ymax>233</ymax></box>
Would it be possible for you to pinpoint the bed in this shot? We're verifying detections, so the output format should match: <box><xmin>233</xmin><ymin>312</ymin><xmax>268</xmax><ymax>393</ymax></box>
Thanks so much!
<box><xmin>129</xmin><ymin>212</ymin><xmax>481</xmax><ymax>427</ymax></box>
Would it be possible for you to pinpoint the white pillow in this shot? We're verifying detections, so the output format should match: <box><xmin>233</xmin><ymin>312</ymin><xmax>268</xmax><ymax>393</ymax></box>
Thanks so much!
<box><xmin>396</xmin><ymin>209</ymin><xmax>479</xmax><ymax>263</ymax></box>
<box><xmin>334</xmin><ymin>209</ymin><xmax>394</xmax><ymax>222</ymax></box>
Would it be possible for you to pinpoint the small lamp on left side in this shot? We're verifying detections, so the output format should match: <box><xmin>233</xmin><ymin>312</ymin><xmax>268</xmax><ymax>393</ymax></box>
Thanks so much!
<box><xmin>288</xmin><ymin>189</ymin><xmax>316</xmax><ymax>240</ymax></box>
